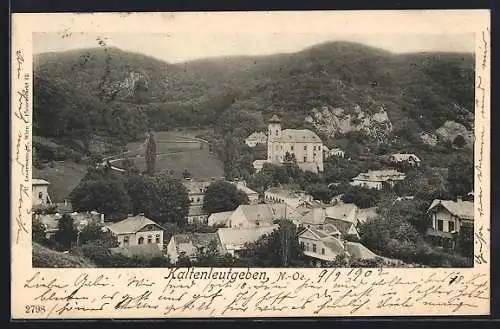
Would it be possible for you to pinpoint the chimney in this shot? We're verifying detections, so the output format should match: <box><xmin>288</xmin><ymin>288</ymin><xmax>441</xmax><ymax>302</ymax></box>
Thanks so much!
<box><xmin>100</xmin><ymin>213</ymin><xmax>105</xmax><ymax>224</ymax></box>
<box><xmin>457</xmin><ymin>196</ymin><xmax>463</xmax><ymax>203</ymax></box>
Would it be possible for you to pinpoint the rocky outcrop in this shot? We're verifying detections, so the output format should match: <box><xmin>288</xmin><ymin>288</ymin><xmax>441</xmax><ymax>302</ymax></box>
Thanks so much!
<box><xmin>305</xmin><ymin>105</ymin><xmax>393</xmax><ymax>140</ymax></box>
<box><xmin>435</xmin><ymin>120</ymin><xmax>474</xmax><ymax>148</ymax></box>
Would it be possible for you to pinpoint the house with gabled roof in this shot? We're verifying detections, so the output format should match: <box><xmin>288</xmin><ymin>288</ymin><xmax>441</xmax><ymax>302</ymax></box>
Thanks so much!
<box><xmin>217</xmin><ymin>225</ymin><xmax>278</xmax><ymax>257</ymax></box>
<box><xmin>350</xmin><ymin>169</ymin><xmax>406</xmax><ymax>191</ymax></box>
<box><xmin>298</xmin><ymin>225</ymin><xmax>345</xmax><ymax>263</ymax></box>
<box><xmin>245</xmin><ymin>131</ymin><xmax>267</xmax><ymax>147</ymax></box>
<box><xmin>166</xmin><ymin>232</ymin><xmax>226</xmax><ymax>263</ymax></box>
<box><xmin>298</xmin><ymin>225</ymin><xmax>381</xmax><ymax>266</ymax></box>
<box><xmin>426</xmin><ymin>197</ymin><xmax>474</xmax><ymax>249</ymax></box>
<box><xmin>32</xmin><ymin>178</ymin><xmax>52</xmax><ymax>207</ymax></box>
<box><xmin>215</xmin><ymin>203</ymin><xmax>303</xmax><ymax>229</ymax></box>
<box><xmin>389</xmin><ymin>153</ymin><xmax>421</xmax><ymax>167</ymax></box>
<box><xmin>104</xmin><ymin>214</ymin><xmax>165</xmax><ymax>250</ymax></box>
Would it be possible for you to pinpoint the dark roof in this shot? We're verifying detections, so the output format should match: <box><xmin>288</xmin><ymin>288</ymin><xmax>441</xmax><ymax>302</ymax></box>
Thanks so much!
<box><xmin>324</xmin><ymin>218</ymin><xmax>356</xmax><ymax>236</ymax></box>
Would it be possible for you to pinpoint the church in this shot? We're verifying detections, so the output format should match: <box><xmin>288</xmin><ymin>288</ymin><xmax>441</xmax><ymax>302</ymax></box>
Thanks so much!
<box><xmin>266</xmin><ymin>115</ymin><xmax>324</xmax><ymax>173</ymax></box>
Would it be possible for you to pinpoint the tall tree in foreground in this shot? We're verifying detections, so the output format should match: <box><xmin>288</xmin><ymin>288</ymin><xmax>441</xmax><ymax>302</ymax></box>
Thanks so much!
<box><xmin>144</xmin><ymin>170</ymin><xmax>190</xmax><ymax>227</ymax></box>
<box><xmin>54</xmin><ymin>214</ymin><xmax>78</xmax><ymax>250</ymax></box>
<box><xmin>239</xmin><ymin>220</ymin><xmax>307</xmax><ymax>267</ymax></box>
<box><xmin>145</xmin><ymin>131</ymin><xmax>157</xmax><ymax>176</ymax></box>
<box><xmin>203</xmin><ymin>181</ymin><xmax>249</xmax><ymax>214</ymax></box>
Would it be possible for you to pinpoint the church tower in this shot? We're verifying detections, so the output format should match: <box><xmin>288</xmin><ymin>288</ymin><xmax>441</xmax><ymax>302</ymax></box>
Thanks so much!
<box><xmin>267</xmin><ymin>114</ymin><xmax>282</xmax><ymax>163</ymax></box>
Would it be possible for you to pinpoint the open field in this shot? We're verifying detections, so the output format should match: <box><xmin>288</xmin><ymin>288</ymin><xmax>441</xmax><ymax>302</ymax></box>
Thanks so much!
<box><xmin>33</xmin><ymin>130</ymin><xmax>224</xmax><ymax>202</ymax></box>
<box><xmin>33</xmin><ymin>161</ymin><xmax>88</xmax><ymax>203</ymax></box>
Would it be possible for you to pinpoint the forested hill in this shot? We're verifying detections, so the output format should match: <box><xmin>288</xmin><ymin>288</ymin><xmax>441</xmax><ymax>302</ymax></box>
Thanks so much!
<box><xmin>33</xmin><ymin>41</ymin><xmax>474</xmax><ymax>153</ymax></box>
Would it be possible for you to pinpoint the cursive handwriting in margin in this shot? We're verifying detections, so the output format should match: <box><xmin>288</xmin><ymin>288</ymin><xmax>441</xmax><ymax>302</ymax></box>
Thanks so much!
<box><xmin>19</xmin><ymin>269</ymin><xmax>490</xmax><ymax>318</ymax></box>
<box><xmin>13</xmin><ymin>49</ymin><xmax>31</xmax><ymax>244</ymax></box>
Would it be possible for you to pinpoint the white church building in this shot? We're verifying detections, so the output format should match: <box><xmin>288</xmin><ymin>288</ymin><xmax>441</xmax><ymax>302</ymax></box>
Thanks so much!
<box><xmin>264</xmin><ymin>115</ymin><xmax>325</xmax><ymax>173</ymax></box>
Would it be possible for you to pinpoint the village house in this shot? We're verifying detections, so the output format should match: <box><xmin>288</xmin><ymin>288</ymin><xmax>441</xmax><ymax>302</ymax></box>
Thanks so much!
<box><xmin>104</xmin><ymin>214</ymin><xmax>165</xmax><ymax>251</ymax></box>
<box><xmin>426</xmin><ymin>197</ymin><xmax>474</xmax><ymax>249</ymax></box>
<box><xmin>183</xmin><ymin>180</ymin><xmax>211</xmax><ymax>207</ymax></box>
<box><xmin>298</xmin><ymin>225</ymin><xmax>380</xmax><ymax>267</ymax></box>
<box><xmin>252</xmin><ymin>160</ymin><xmax>267</xmax><ymax>173</ymax></box>
<box><xmin>217</xmin><ymin>225</ymin><xmax>278</xmax><ymax>257</ymax></box>
<box><xmin>187</xmin><ymin>205</ymin><xmax>209</xmax><ymax>225</ymax></box>
<box><xmin>32</xmin><ymin>179</ymin><xmax>52</xmax><ymax>207</ymax></box>
<box><xmin>327</xmin><ymin>147</ymin><xmax>346</xmax><ymax>159</ymax></box>
<box><xmin>230</xmin><ymin>180</ymin><xmax>260</xmax><ymax>204</ymax></box>
<box><xmin>389</xmin><ymin>153</ymin><xmax>422</xmax><ymax>167</ymax></box>
<box><xmin>210</xmin><ymin>203</ymin><xmax>302</xmax><ymax>229</ymax></box>
<box><xmin>350</xmin><ymin>169</ymin><xmax>406</xmax><ymax>190</ymax></box>
<box><xmin>207</xmin><ymin>210</ymin><xmax>234</xmax><ymax>227</ymax></box>
<box><xmin>245</xmin><ymin>131</ymin><xmax>267</xmax><ymax>147</ymax></box>
<box><xmin>297</xmin><ymin>202</ymin><xmax>360</xmax><ymax>238</ymax></box>
<box><xmin>265</xmin><ymin>115</ymin><xmax>325</xmax><ymax>173</ymax></box>
<box><xmin>264</xmin><ymin>187</ymin><xmax>313</xmax><ymax>208</ymax></box>
<box><xmin>166</xmin><ymin>232</ymin><xmax>225</xmax><ymax>263</ymax></box>
<box><xmin>35</xmin><ymin>211</ymin><xmax>105</xmax><ymax>240</ymax></box>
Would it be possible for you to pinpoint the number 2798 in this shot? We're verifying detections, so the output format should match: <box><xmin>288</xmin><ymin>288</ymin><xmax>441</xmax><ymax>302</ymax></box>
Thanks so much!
<box><xmin>25</xmin><ymin>305</ymin><xmax>45</xmax><ymax>314</ymax></box>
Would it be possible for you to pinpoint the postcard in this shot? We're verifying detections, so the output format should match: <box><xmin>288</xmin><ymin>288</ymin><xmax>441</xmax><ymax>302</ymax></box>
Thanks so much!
<box><xmin>11</xmin><ymin>10</ymin><xmax>490</xmax><ymax>319</ymax></box>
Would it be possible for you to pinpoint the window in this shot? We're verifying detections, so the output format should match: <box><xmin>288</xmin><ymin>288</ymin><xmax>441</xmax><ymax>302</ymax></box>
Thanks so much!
<box><xmin>312</xmin><ymin>244</ymin><xmax>317</xmax><ymax>252</ymax></box>
<box><xmin>304</xmin><ymin>145</ymin><xmax>307</xmax><ymax>150</ymax></box>
<box><xmin>123</xmin><ymin>236</ymin><xmax>129</xmax><ymax>247</ymax></box>
<box><xmin>190</xmin><ymin>198</ymin><xmax>193</xmax><ymax>202</ymax></box>
<box><xmin>275</xmin><ymin>130</ymin><xmax>279</xmax><ymax>136</ymax></box>
<box><xmin>147</xmin><ymin>235</ymin><xmax>152</xmax><ymax>244</ymax></box>
<box><xmin>138</xmin><ymin>237</ymin><xmax>144</xmax><ymax>245</ymax></box>
<box><xmin>300</xmin><ymin>241</ymin><xmax>305</xmax><ymax>249</ymax></box>
<box><xmin>321</xmin><ymin>248</ymin><xmax>325</xmax><ymax>255</ymax></box>
<box><xmin>291</xmin><ymin>146</ymin><xmax>294</xmax><ymax>151</ymax></box>
<box><xmin>38</xmin><ymin>192</ymin><xmax>43</xmax><ymax>199</ymax></box>
<box><xmin>437</xmin><ymin>220</ymin><xmax>444</xmax><ymax>231</ymax></box>
<box><xmin>303</xmin><ymin>156</ymin><xmax>307</xmax><ymax>162</ymax></box>
<box><xmin>305</xmin><ymin>243</ymin><xmax>309</xmax><ymax>251</ymax></box>
<box><xmin>449</xmin><ymin>221</ymin><xmax>455</xmax><ymax>232</ymax></box>
<box><xmin>313</xmin><ymin>146</ymin><xmax>316</xmax><ymax>151</ymax></box>
<box><xmin>197</xmin><ymin>197</ymin><xmax>200</xmax><ymax>202</ymax></box>
<box><xmin>155</xmin><ymin>234</ymin><xmax>160</xmax><ymax>244</ymax></box>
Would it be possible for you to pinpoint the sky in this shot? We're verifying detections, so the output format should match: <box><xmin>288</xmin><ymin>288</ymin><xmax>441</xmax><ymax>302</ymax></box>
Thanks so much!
<box><xmin>33</xmin><ymin>32</ymin><xmax>474</xmax><ymax>64</ymax></box>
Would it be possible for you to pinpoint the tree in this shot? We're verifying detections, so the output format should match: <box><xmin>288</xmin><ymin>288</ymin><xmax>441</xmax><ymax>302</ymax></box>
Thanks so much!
<box><xmin>32</xmin><ymin>216</ymin><xmax>47</xmax><ymax>243</ymax></box>
<box><xmin>305</xmin><ymin>183</ymin><xmax>333</xmax><ymax>203</ymax></box>
<box><xmin>145</xmin><ymin>131</ymin><xmax>156</xmax><ymax>176</ymax></box>
<box><xmin>457</xmin><ymin>222</ymin><xmax>474</xmax><ymax>259</ymax></box>
<box><xmin>78</xmin><ymin>222</ymin><xmax>119</xmax><ymax>248</ymax></box>
<box><xmin>203</xmin><ymin>181</ymin><xmax>249</xmax><ymax>214</ymax></box>
<box><xmin>446</xmin><ymin>154</ymin><xmax>474</xmax><ymax>196</ymax></box>
<box><xmin>54</xmin><ymin>214</ymin><xmax>78</xmax><ymax>250</ymax></box>
<box><xmin>194</xmin><ymin>240</ymin><xmax>236</xmax><ymax>267</ymax></box>
<box><xmin>260</xmin><ymin>163</ymin><xmax>289</xmax><ymax>186</ymax></box>
<box><xmin>70</xmin><ymin>175</ymin><xmax>132</xmax><ymax>222</ymax></box>
<box><xmin>125</xmin><ymin>172</ymin><xmax>155</xmax><ymax>215</ymax></box>
<box><xmin>342</xmin><ymin>186</ymin><xmax>381</xmax><ymax>208</ymax></box>
<box><xmin>143</xmin><ymin>170</ymin><xmax>190</xmax><ymax>226</ymax></box>
<box><xmin>283</xmin><ymin>152</ymin><xmax>301</xmax><ymax>180</ymax></box>
<box><xmin>238</xmin><ymin>220</ymin><xmax>307</xmax><ymax>267</ymax></box>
